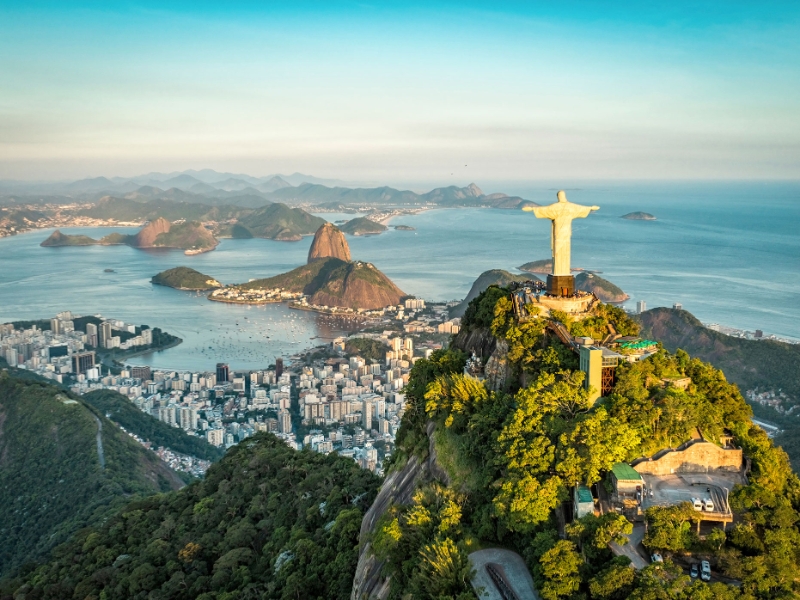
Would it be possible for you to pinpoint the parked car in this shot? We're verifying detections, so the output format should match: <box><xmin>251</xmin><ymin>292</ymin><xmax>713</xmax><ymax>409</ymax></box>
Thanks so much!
<box><xmin>701</xmin><ymin>560</ymin><xmax>711</xmax><ymax>581</ymax></box>
<box><xmin>703</xmin><ymin>498</ymin><xmax>715</xmax><ymax>512</ymax></box>
<box><xmin>692</xmin><ymin>497</ymin><xmax>703</xmax><ymax>511</ymax></box>
<box><xmin>690</xmin><ymin>563</ymin><xmax>699</xmax><ymax>578</ymax></box>
<box><xmin>651</xmin><ymin>553</ymin><xmax>664</xmax><ymax>563</ymax></box>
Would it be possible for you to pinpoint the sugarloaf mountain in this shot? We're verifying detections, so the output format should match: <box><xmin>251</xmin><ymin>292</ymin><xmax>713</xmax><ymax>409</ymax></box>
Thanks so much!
<box><xmin>240</xmin><ymin>223</ymin><xmax>405</xmax><ymax>310</ymax></box>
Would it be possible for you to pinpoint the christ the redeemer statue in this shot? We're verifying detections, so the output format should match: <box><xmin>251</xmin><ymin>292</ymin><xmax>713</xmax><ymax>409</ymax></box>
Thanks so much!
<box><xmin>523</xmin><ymin>190</ymin><xmax>599</xmax><ymax>277</ymax></box>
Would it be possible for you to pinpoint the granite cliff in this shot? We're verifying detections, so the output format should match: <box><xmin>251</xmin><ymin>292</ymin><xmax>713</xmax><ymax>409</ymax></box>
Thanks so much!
<box><xmin>308</xmin><ymin>222</ymin><xmax>351</xmax><ymax>262</ymax></box>
<box><xmin>130</xmin><ymin>216</ymin><xmax>171</xmax><ymax>247</ymax></box>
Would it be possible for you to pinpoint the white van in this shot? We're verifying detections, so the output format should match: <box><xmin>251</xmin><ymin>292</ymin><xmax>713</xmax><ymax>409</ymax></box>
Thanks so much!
<box><xmin>692</xmin><ymin>498</ymin><xmax>703</xmax><ymax>511</ymax></box>
<box><xmin>701</xmin><ymin>560</ymin><xmax>711</xmax><ymax>581</ymax></box>
<box><xmin>703</xmin><ymin>498</ymin><xmax>714</xmax><ymax>511</ymax></box>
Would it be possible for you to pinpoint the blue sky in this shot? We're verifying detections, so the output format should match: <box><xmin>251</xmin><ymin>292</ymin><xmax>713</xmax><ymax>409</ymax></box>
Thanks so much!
<box><xmin>1</xmin><ymin>1</ymin><xmax>798</xmax><ymax>182</ymax></box>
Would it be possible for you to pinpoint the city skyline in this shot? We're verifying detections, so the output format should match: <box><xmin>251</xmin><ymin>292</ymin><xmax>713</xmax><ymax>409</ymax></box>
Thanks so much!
<box><xmin>2</xmin><ymin>1</ymin><xmax>799</xmax><ymax>182</ymax></box>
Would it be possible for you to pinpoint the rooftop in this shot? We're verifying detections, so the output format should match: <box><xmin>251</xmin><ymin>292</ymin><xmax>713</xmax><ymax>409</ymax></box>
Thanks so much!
<box><xmin>576</xmin><ymin>484</ymin><xmax>593</xmax><ymax>503</ymax></box>
<box><xmin>611</xmin><ymin>462</ymin><xmax>643</xmax><ymax>482</ymax></box>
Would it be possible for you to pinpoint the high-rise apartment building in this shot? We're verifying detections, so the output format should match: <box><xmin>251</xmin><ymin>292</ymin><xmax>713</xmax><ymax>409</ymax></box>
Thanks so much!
<box><xmin>216</xmin><ymin>362</ymin><xmax>230</xmax><ymax>383</ymax></box>
<box><xmin>130</xmin><ymin>365</ymin><xmax>152</xmax><ymax>380</ymax></box>
<box><xmin>362</xmin><ymin>401</ymin><xmax>373</xmax><ymax>430</ymax></box>
<box><xmin>71</xmin><ymin>351</ymin><xmax>96</xmax><ymax>374</ymax></box>
<box><xmin>100</xmin><ymin>322</ymin><xmax>113</xmax><ymax>348</ymax></box>
<box><xmin>86</xmin><ymin>323</ymin><xmax>98</xmax><ymax>347</ymax></box>
<box><xmin>278</xmin><ymin>409</ymin><xmax>292</xmax><ymax>434</ymax></box>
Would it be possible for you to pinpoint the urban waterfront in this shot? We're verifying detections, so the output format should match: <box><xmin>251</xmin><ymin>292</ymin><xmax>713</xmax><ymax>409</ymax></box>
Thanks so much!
<box><xmin>1</xmin><ymin>181</ymin><xmax>798</xmax><ymax>374</ymax></box>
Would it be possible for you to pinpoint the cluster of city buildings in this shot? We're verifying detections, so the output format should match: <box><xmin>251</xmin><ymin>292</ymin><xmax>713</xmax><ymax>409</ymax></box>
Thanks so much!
<box><xmin>1</xmin><ymin>312</ymin><xmax>433</xmax><ymax>477</ymax></box>
<box><xmin>122</xmin><ymin>427</ymin><xmax>211</xmax><ymax>477</ymax></box>
<box><xmin>745</xmin><ymin>388</ymin><xmax>795</xmax><ymax>414</ymax></box>
<box><xmin>0</xmin><ymin>311</ymin><xmax>154</xmax><ymax>381</ymax></box>
<box><xmin>209</xmin><ymin>287</ymin><xmax>302</xmax><ymax>305</ymax></box>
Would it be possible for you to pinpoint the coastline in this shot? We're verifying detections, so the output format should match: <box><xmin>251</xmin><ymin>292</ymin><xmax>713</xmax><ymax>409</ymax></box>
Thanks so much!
<box><xmin>208</xmin><ymin>295</ymin><xmax>282</xmax><ymax>305</ymax></box>
<box><xmin>106</xmin><ymin>338</ymin><xmax>184</xmax><ymax>361</ymax></box>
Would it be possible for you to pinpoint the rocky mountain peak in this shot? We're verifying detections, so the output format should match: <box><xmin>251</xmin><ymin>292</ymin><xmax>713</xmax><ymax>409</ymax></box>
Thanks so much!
<box><xmin>466</xmin><ymin>183</ymin><xmax>484</xmax><ymax>196</ymax></box>
<box><xmin>307</xmin><ymin>222</ymin><xmax>351</xmax><ymax>263</ymax></box>
<box><xmin>132</xmin><ymin>217</ymin><xmax>171</xmax><ymax>247</ymax></box>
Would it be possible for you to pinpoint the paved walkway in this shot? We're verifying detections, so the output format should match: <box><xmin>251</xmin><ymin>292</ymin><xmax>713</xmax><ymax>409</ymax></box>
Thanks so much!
<box><xmin>609</xmin><ymin>524</ymin><xmax>649</xmax><ymax>569</ymax></box>
<box><xmin>469</xmin><ymin>548</ymin><xmax>539</xmax><ymax>600</ymax></box>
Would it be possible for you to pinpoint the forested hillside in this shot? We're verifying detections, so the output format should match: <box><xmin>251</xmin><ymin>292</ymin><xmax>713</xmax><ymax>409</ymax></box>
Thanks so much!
<box><xmin>366</xmin><ymin>287</ymin><xmax>800</xmax><ymax>599</ymax></box>
<box><xmin>0</xmin><ymin>370</ymin><xmax>184</xmax><ymax>577</ymax></box>
<box><xmin>638</xmin><ymin>307</ymin><xmax>800</xmax><ymax>465</ymax></box>
<box><xmin>83</xmin><ymin>389</ymin><xmax>224</xmax><ymax>462</ymax></box>
<box><xmin>2</xmin><ymin>434</ymin><xmax>379</xmax><ymax>600</ymax></box>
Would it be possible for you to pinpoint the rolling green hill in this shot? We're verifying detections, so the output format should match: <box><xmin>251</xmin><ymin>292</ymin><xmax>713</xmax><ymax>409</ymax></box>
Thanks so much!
<box><xmin>450</xmin><ymin>269</ymin><xmax>536</xmax><ymax>317</ymax></box>
<box><xmin>235</xmin><ymin>203</ymin><xmax>327</xmax><ymax>240</ymax></box>
<box><xmin>638</xmin><ymin>307</ymin><xmax>800</xmax><ymax>465</ymax></box>
<box><xmin>0</xmin><ymin>370</ymin><xmax>183</xmax><ymax>577</ymax></box>
<box><xmin>82</xmin><ymin>389</ymin><xmax>224</xmax><ymax>462</ymax></box>
<box><xmin>339</xmin><ymin>217</ymin><xmax>387</xmax><ymax>235</ymax></box>
<box><xmin>39</xmin><ymin>230</ymin><xmax>98</xmax><ymax>246</ymax></box>
<box><xmin>3</xmin><ymin>433</ymin><xmax>379</xmax><ymax>600</ymax></box>
<box><xmin>574</xmin><ymin>271</ymin><xmax>628</xmax><ymax>302</ymax></box>
<box><xmin>76</xmin><ymin>197</ymin><xmax>249</xmax><ymax>222</ymax></box>
<box><xmin>151</xmin><ymin>266</ymin><xmax>222</xmax><ymax>290</ymax></box>
<box><xmin>517</xmin><ymin>258</ymin><xmax>552</xmax><ymax>273</ymax></box>
<box><xmin>360</xmin><ymin>288</ymin><xmax>799</xmax><ymax>600</ymax></box>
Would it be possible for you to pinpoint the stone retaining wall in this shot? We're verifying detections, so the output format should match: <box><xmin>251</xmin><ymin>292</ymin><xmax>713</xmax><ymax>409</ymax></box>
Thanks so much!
<box><xmin>633</xmin><ymin>441</ymin><xmax>742</xmax><ymax>476</ymax></box>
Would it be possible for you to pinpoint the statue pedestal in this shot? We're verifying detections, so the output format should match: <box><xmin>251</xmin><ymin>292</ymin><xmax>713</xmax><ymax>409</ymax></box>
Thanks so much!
<box><xmin>547</xmin><ymin>274</ymin><xmax>574</xmax><ymax>297</ymax></box>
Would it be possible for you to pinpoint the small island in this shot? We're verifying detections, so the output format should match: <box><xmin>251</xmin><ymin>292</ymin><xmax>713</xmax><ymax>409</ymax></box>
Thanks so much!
<box><xmin>339</xmin><ymin>217</ymin><xmax>387</xmax><ymax>236</ymax></box>
<box><xmin>621</xmin><ymin>211</ymin><xmax>657</xmax><ymax>220</ymax></box>
<box><xmin>393</xmin><ymin>225</ymin><xmax>415</xmax><ymax>231</ymax></box>
<box><xmin>152</xmin><ymin>266</ymin><xmax>222</xmax><ymax>291</ymax></box>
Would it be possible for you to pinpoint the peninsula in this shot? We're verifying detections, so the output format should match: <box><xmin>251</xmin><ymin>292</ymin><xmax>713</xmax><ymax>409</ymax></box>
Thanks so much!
<box><xmin>41</xmin><ymin>218</ymin><xmax>218</xmax><ymax>254</ymax></box>
<box><xmin>212</xmin><ymin>223</ymin><xmax>405</xmax><ymax>311</ymax></box>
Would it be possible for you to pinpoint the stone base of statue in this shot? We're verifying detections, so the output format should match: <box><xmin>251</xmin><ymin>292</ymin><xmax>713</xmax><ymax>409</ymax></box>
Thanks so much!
<box><xmin>547</xmin><ymin>274</ymin><xmax>575</xmax><ymax>297</ymax></box>
<box><xmin>534</xmin><ymin>292</ymin><xmax>596</xmax><ymax>317</ymax></box>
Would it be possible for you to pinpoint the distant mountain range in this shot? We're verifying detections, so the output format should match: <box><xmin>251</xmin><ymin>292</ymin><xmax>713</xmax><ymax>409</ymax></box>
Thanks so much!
<box><xmin>0</xmin><ymin>169</ymin><xmax>537</xmax><ymax>210</ymax></box>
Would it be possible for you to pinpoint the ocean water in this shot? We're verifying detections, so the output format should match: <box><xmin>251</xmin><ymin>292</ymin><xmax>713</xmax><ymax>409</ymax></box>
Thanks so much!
<box><xmin>0</xmin><ymin>181</ymin><xmax>797</xmax><ymax>371</ymax></box>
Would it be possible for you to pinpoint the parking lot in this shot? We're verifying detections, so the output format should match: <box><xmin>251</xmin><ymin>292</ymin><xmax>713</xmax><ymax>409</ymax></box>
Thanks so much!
<box><xmin>639</xmin><ymin>472</ymin><xmax>744</xmax><ymax>516</ymax></box>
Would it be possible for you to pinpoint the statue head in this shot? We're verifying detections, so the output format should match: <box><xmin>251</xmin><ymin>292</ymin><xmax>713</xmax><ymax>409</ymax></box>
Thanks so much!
<box><xmin>557</xmin><ymin>190</ymin><xmax>567</xmax><ymax>203</ymax></box>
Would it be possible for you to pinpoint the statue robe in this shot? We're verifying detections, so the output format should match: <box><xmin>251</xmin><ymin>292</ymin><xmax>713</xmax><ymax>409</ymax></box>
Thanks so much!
<box><xmin>532</xmin><ymin>201</ymin><xmax>595</xmax><ymax>276</ymax></box>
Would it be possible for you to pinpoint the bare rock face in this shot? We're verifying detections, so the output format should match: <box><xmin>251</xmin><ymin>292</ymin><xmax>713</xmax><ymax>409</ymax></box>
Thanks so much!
<box><xmin>307</xmin><ymin>222</ymin><xmax>351</xmax><ymax>263</ymax></box>
<box><xmin>351</xmin><ymin>422</ymin><xmax>448</xmax><ymax>600</ymax></box>
<box><xmin>307</xmin><ymin>261</ymin><xmax>405</xmax><ymax>310</ymax></box>
<box><xmin>132</xmin><ymin>217</ymin><xmax>171</xmax><ymax>247</ymax></box>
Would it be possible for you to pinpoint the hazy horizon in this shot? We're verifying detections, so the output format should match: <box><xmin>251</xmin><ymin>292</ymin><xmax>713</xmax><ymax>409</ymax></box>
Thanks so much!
<box><xmin>2</xmin><ymin>2</ymin><xmax>799</xmax><ymax>181</ymax></box>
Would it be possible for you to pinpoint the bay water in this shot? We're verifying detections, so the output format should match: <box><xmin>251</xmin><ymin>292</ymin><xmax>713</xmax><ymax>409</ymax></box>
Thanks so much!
<box><xmin>0</xmin><ymin>181</ymin><xmax>797</xmax><ymax>371</ymax></box>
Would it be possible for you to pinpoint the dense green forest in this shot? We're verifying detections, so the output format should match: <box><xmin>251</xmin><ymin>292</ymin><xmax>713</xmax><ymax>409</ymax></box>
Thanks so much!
<box><xmin>339</xmin><ymin>216</ymin><xmax>387</xmax><ymax>235</ymax></box>
<box><xmin>82</xmin><ymin>389</ymin><xmax>224</xmax><ymax>462</ymax></box>
<box><xmin>638</xmin><ymin>308</ymin><xmax>800</xmax><ymax>466</ymax></box>
<box><xmin>151</xmin><ymin>266</ymin><xmax>221</xmax><ymax>290</ymax></box>
<box><xmin>0</xmin><ymin>370</ymin><xmax>183</xmax><ymax>578</ymax></box>
<box><xmin>344</xmin><ymin>337</ymin><xmax>389</xmax><ymax>362</ymax></box>
<box><xmin>377</xmin><ymin>286</ymin><xmax>800</xmax><ymax>599</ymax></box>
<box><xmin>1</xmin><ymin>434</ymin><xmax>379</xmax><ymax>600</ymax></box>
